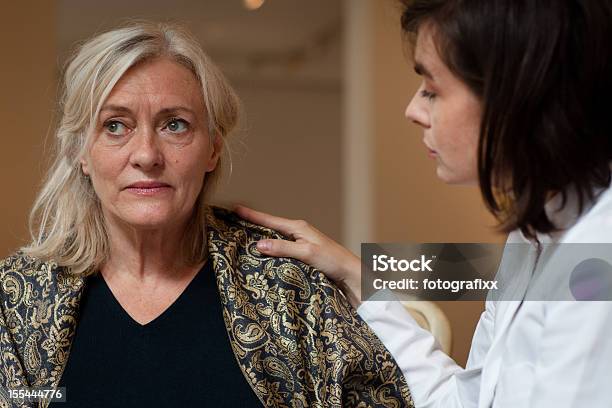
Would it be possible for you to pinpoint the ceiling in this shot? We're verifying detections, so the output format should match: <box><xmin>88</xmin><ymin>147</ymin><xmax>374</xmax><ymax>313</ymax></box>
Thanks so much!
<box><xmin>57</xmin><ymin>0</ymin><xmax>343</xmax><ymax>84</ymax></box>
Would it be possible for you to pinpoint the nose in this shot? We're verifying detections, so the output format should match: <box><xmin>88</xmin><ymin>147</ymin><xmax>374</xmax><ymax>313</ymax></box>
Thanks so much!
<box><xmin>129</xmin><ymin>126</ymin><xmax>163</xmax><ymax>171</ymax></box>
<box><xmin>404</xmin><ymin>86</ymin><xmax>430</xmax><ymax>129</ymax></box>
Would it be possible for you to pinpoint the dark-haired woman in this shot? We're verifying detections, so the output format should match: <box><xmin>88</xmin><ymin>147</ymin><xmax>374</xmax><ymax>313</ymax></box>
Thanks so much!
<box><xmin>237</xmin><ymin>0</ymin><xmax>612</xmax><ymax>406</ymax></box>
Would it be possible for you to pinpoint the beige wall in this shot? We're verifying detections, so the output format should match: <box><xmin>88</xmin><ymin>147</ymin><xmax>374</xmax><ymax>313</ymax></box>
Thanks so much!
<box><xmin>214</xmin><ymin>81</ymin><xmax>342</xmax><ymax>241</ymax></box>
<box><xmin>0</xmin><ymin>1</ymin><xmax>57</xmax><ymax>257</ymax></box>
<box><xmin>344</xmin><ymin>0</ymin><xmax>505</xmax><ymax>366</ymax></box>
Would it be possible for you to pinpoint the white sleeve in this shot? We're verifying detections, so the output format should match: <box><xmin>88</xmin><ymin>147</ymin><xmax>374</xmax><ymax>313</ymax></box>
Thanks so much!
<box><xmin>357</xmin><ymin>297</ymin><xmax>495</xmax><ymax>408</ymax></box>
<box><xmin>526</xmin><ymin>301</ymin><xmax>612</xmax><ymax>408</ymax></box>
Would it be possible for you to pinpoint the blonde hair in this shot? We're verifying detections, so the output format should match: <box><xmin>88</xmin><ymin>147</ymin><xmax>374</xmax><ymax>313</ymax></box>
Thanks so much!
<box><xmin>22</xmin><ymin>21</ymin><xmax>240</xmax><ymax>275</ymax></box>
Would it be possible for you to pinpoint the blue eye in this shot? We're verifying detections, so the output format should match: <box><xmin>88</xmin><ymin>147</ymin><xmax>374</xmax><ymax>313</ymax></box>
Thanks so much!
<box><xmin>104</xmin><ymin>120</ymin><xmax>129</xmax><ymax>136</ymax></box>
<box><xmin>165</xmin><ymin>118</ymin><xmax>189</xmax><ymax>133</ymax></box>
<box><xmin>420</xmin><ymin>89</ymin><xmax>436</xmax><ymax>100</ymax></box>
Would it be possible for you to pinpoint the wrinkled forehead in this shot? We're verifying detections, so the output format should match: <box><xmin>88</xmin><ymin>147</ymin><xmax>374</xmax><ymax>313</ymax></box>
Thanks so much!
<box><xmin>101</xmin><ymin>57</ymin><xmax>206</xmax><ymax>115</ymax></box>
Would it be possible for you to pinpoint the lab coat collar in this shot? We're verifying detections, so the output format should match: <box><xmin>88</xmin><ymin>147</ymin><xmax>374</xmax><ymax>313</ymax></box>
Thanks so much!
<box><xmin>517</xmin><ymin>183</ymin><xmax>604</xmax><ymax>244</ymax></box>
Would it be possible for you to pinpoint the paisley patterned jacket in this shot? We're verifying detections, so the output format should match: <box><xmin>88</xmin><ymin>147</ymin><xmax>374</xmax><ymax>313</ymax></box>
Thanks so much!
<box><xmin>0</xmin><ymin>207</ymin><xmax>413</xmax><ymax>408</ymax></box>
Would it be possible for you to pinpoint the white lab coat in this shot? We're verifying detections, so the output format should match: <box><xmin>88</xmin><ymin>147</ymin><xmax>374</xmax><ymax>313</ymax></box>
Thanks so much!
<box><xmin>357</xmin><ymin>185</ymin><xmax>612</xmax><ymax>407</ymax></box>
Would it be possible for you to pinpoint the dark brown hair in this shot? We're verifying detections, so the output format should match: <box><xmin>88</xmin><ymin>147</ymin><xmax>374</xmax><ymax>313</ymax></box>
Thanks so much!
<box><xmin>400</xmin><ymin>0</ymin><xmax>612</xmax><ymax>240</ymax></box>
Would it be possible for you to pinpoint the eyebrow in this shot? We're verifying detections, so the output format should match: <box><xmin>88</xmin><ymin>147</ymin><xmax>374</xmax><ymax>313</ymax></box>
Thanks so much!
<box><xmin>414</xmin><ymin>61</ymin><xmax>434</xmax><ymax>80</ymax></box>
<box><xmin>99</xmin><ymin>105</ymin><xmax>197</xmax><ymax>117</ymax></box>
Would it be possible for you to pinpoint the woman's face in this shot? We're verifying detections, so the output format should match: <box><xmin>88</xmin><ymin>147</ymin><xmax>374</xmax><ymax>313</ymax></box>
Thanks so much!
<box><xmin>404</xmin><ymin>24</ymin><xmax>482</xmax><ymax>185</ymax></box>
<box><xmin>80</xmin><ymin>57</ymin><xmax>221</xmax><ymax>230</ymax></box>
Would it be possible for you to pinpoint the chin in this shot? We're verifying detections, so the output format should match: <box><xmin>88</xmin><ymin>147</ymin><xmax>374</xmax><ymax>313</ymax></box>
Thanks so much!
<box><xmin>436</xmin><ymin>167</ymin><xmax>457</xmax><ymax>184</ymax></box>
<box><xmin>123</xmin><ymin>217</ymin><xmax>173</xmax><ymax>230</ymax></box>
<box><xmin>436</xmin><ymin>166</ymin><xmax>477</xmax><ymax>185</ymax></box>
<box><xmin>117</xmin><ymin>207</ymin><xmax>182</xmax><ymax>230</ymax></box>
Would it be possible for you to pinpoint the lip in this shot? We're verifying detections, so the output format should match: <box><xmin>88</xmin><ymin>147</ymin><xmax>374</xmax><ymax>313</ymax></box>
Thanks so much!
<box><xmin>124</xmin><ymin>181</ymin><xmax>172</xmax><ymax>196</ymax></box>
<box><xmin>423</xmin><ymin>140</ymin><xmax>438</xmax><ymax>158</ymax></box>
<box><xmin>126</xmin><ymin>181</ymin><xmax>170</xmax><ymax>189</ymax></box>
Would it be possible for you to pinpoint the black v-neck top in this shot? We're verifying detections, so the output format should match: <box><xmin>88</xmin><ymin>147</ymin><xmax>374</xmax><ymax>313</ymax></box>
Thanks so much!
<box><xmin>52</xmin><ymin>260</ymin><xmax>262</xmax><ymax>407</ymax></box>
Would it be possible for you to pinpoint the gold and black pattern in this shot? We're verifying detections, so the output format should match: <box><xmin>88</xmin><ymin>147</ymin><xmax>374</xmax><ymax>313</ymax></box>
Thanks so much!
<box><xmin>0</xmin><ymin>207</ymin><xmax>414</xmax><ymax>408</ymax></box>
<box><xmin>207</xmin><ymin>207</ymin><xmax>412</xmax><ymax>407</ymax></box>
<box><xmin>0</xmin><ymin>254</ymin><xmax>85</xmax><ymax>408</ymax></box>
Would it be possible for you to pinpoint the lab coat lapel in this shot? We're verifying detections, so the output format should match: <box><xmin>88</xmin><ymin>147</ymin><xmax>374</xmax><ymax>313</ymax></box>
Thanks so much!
<box><xmin>479</xmin><ymin>190</ymin><xmax>583</xmax><ymax>407</ymax></box>
<box><xmin>478</xmin><ymin>300</ymin><xmax>527</xmax><ymax>408</ymax></box>
<box><xmin>478</xmin><ymin>241</ymin><xmax>536</xmax><ymax>408</ymax></box>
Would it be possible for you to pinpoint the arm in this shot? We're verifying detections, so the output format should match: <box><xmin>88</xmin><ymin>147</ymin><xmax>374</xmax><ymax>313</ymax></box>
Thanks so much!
<box><xmin>358</xmin><ymin>294</ymin><xmax>495</xmax><ymax>408</ymax></box>
<box><xmin>0</xmin><ymin>257</ymin><xmax>30</xmax><ymax>407</ymax></box>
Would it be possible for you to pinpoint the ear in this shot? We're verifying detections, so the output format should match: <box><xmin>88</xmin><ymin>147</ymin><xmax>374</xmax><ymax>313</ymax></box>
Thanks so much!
<box><xmin>79</xmin><ymin>157</ymin><xmax>90</xmax><ymax>176</ymax></box>
<box><xmin>206</xmin><ymin>133</ymin><xmax>223</xmax><ymax>173</ymax></box>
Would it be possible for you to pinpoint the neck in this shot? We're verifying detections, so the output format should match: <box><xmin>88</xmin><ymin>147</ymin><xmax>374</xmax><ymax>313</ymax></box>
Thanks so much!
<box><xmin>101</xmin><ymin>211</ymin><xmax>193</xmax><ymax>283</ymax></box>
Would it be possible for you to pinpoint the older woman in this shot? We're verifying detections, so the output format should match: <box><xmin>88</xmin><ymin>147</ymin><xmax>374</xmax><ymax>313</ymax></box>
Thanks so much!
<box><xmin>0</xmin><ymin>23</ymin><xmax>412</xmax><ymax>407</ymax></box>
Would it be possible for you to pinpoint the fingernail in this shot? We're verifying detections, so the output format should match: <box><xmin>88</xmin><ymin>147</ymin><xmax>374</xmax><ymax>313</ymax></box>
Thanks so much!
<box><xmin>257</xmin><ymin>240</ymin><xmax>271</xmax><ymax>251</ymax></box>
